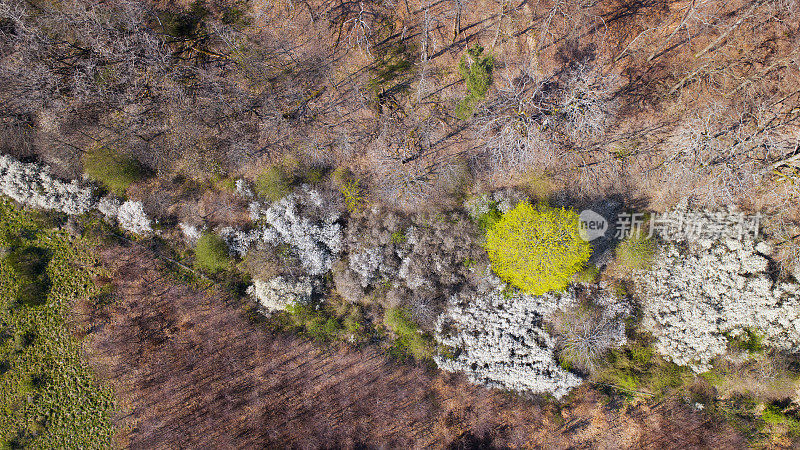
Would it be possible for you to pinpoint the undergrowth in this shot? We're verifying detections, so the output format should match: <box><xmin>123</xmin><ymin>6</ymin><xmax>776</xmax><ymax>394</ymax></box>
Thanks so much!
<box><xmin>0</xmin><ymin>199</ymin><xmax>115</xmax><ymax>448</ymax></box>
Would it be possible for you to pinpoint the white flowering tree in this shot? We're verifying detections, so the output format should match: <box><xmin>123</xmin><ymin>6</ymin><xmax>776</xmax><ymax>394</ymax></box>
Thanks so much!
<box><xmin>116</xmin><ymin>201</ymin><xmax>153</xmax><ymax>235</ymax></box>
<box><xmin>0</xmin><ymin>154</ymin><xmax>94</xmax><ymax>215</ymax></box>
<box><xmin>434</xmin><ymin>287</ymin><xmax>583</xmax><ymax>399</ymax></box>
<box><xmin>636</xmin><ymin>213</ymin><xmax>800</xmax><ymax>372</ymax></box>
<box><xmin>250</xmin><ymin>187</ymin><xmax>342</xmax><ymax>276</ymax></box>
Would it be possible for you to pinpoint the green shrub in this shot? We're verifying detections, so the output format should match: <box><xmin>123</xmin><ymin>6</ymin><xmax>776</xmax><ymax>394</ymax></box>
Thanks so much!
<box><xmin>615</xmin><ymin>234</ymin><xmax>656</xmax><ymax>271</ymax></box>
<box><xmin>456</xmin><ymin>44</ymin><xmax>494</xmax><ymax>119</ymax></box>
<box><xmin>333</xmin><ymin>168</ymin><xmax>365</xmax><ymax>213</ymax></box>
<box><xmin>390</xmin><ymin>230</ymin><xmax>407</xmax><ymax>244</ymax></box>
<box><xmin>194</xmin><ymin>232</ymin><xmax>230</xmax><ymax>272</ymax></box>
<box><xmin>484</xmin><ymin>201</ymin><xmax>591</xmax><ymax>295</ymax></box>
<box><xmin>82</xmin><ymin>145</ymin><xmax>146</xmax><ymax>196</ymax></box>
<box><xmin>455</xmin><ymin>96</ymin><xmax>478</xmax><ymax>121</ymax></box>
<box><xmin>255</xmin><ymin>165</ymin><xmax>291</xmax><ymax>201</ymax></box>
<box><xmin>284</xmin><ymin>303</ymin><xmax>348</xmax><ymax>343</ymax></box>
<box><xmin>476</xmin><ymin>202</ymin><xmax>502</xmax><ymax>233</ymax></box>
<box><xmin>384</xmin><ymin>307</ymin><xmax>435</xmax><ymax>361</ymax></box>
<box><xmin>595</xmin><ymin>341</ymin><xmax>693</xmax><ymax>400</ymax></box>
<box><xmin>727</xmin><ymin>328</ymin><xmax>764</xmax><ymax>354</ymax></box>
<box><xmin>458</xmin><ymin>44</ymin><xmax>494</xmax><ymax>99</ymax></box>
<box><xmin>306</xmin><ymin>316</ymin><xmax>344</xmax><ymax>342</ymax></box>
<box><xmin>574</xmin><ymin>264</ymin><xmax>600</xmax><ymax>283</ymax></box>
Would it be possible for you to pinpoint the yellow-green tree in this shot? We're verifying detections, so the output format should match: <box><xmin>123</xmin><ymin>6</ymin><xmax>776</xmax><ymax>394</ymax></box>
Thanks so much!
<box><xmin>485</xmin><ymin>202</ymin><xmax>590</xmax><ymax>295</ymax></box>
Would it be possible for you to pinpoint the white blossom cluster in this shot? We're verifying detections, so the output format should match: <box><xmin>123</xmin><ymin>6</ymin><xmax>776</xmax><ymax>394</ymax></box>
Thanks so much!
<box><xmin>96</xmin><ymin>195</ymin><xmax>120</xmax><ymax>220</ymax></box>
<box><xmin>250</xmin><ymin>187</ymin><xmax>342</xmax><ymax>276</ymax></box>
<box><xmin>0</xmin><ymin>154</ymin><xmax>157</xmax><ymax>236</ymax></box>
<box><xmin>348</xmin><ymin>247</ymin><xmax>384</xmax><ymax>287</ymax></box>
<box><xmin>636</xmin><ymin>234</ymin><xmax>800</xmax><ymax>372</ymax></box>
<box><xmin>115</xmin><ymin>200</ymin><xmax>153</xmax><ymax>234</ymax></box>
<box><xmin>434</xmin><ymin>286</ymin><xmax>582</xmax><ymax>399</ymax></box>
<box><xmin>178</xmin><ymin>222</ymin><xmax>203</xmax><ymax>246</ymax></box>
<box><xmin>463</xmin><ymin>189</ymin><xmax>525</xmax><ymax>221</ymax></box>
<box><xmin>218</xmin><ymin>226</ymin><xmax>261</xmax><ymax>257</ymax></box>
<box><xmin>0</xmin><ymin>154</ymin><xmax>94</xmax><ymax>215</ymax></box>
<box><xmin>235</xmin><ymin>179</ymin><xmax>253</xmax><ymax>198</ymax></box>
<box><xmin>247</xmin><ymin>276</ymin><xmax>315</xmax><ymax>313</ymax></box>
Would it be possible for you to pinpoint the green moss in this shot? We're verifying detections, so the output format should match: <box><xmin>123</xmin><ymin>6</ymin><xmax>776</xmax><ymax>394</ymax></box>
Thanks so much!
<box><xmin>368</xmin><ymin>41</ymin><xmax>416</xmax><ymax>109</ymax></box>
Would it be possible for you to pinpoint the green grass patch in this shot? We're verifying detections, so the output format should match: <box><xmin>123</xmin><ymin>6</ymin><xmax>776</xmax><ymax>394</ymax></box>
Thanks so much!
<box><xmin>6</xmin><ymin>246</ymin><xmax>52</xmax><ymax>307</ymax></box>
<box><xmin>0</xmin><ymin>199</ymin><xmax>115</xmax><ymax>448</ymax></box>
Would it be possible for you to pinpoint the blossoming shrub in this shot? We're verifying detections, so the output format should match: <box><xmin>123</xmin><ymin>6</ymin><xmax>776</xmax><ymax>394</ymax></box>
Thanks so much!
<box><xmin>0</xmin><ymin>155</ymin><xmax>94</xmax><ymax>215</ymax></box>
<box><xmin>434</xmin><ymin>289</ymin><xmax>583</xmax><ymax>398</ymax></box>
<box><xmin>116</xmin><ymin>201</ymin><xmax>152</xmax><ymax>235</ymax></box>
<box><xmin>484</xmin><ymin>201</ymin><xmax>590</xmax><ymax>295</ymax></box>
